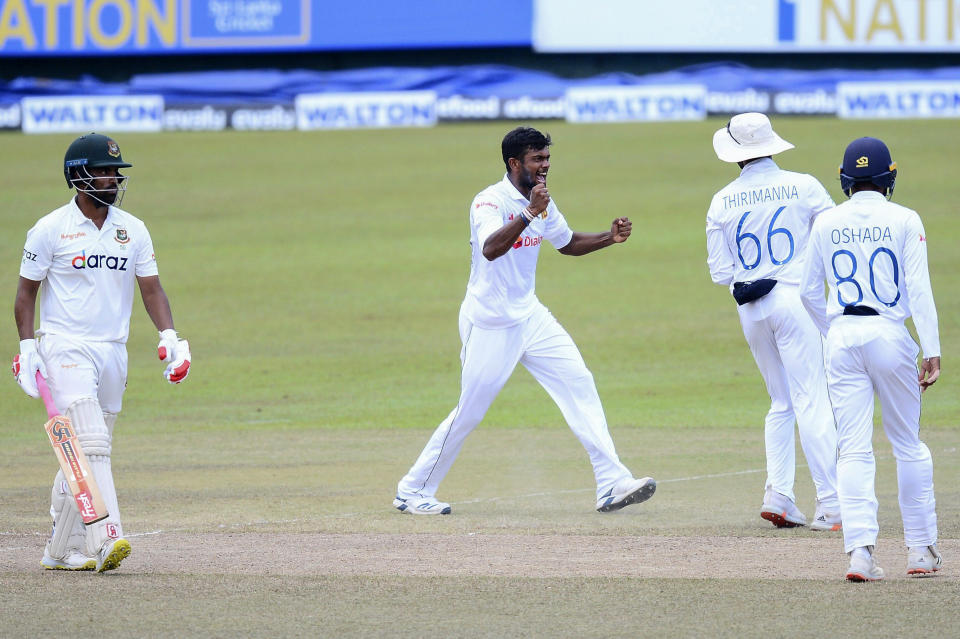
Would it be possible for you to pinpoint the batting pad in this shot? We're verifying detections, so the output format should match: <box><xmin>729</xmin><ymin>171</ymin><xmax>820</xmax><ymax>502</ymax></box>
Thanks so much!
<box><xmin>66</xmin><ymin>397</ymin><xmax>110</xmax><ymax>456</ymax></box>
<box><xmin>66</xmin><ymin>398</ymin><xmax>123</xmax><ymax>554</ymax></box>
<box><xmin>104</xmin><ymin>412</ymin><xmax>118</xmax><ymax>441</ymax></box>
<box><xmin>46</xmin><ymin>471</ymin><xmax>86</xmax><ymax>560</ymax></box>
<box><xmin>98</xmin><ymin>413</ymin><xmax>121</xmax><ymax>526</ymax></box>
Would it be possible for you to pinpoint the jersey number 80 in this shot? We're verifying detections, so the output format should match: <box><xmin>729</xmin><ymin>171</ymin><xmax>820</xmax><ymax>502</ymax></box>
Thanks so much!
<box><xmin>830</xmin><ymin>248</ymin><xmax>901</xmax><ymax>308</ymax></box>
<box><xmin>736</xmin><ymin>206</ymin><xmax>795</xmax><ymax>270</ymax></box>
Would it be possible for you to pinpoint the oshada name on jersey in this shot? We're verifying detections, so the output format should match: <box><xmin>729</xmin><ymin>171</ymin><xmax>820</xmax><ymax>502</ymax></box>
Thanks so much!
<box><xmin>722</xmin><ymin>184</ymin><xmax>799</xmax><ymax>209</ymax></box>
<box><xmin>830</xmin><ymin>226</ymin><xmax>893</xmax><ymax>245</ymax></box>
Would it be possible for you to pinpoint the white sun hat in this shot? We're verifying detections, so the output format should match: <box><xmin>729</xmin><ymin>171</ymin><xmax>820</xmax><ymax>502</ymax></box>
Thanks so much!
<box><xmin>712</xmin><ymin>112</ymin><xmax>795</xmax><ymax>163</ymax></box>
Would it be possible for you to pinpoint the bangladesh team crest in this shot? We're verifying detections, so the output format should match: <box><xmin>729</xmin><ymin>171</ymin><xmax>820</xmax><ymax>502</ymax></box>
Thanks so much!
<box><xmin>107</xmin><ymin>140</ymin><xmax>121</xmax><ymax>157</ymax></box>
<box><xmin>115</xmin><ymin>228</ymin><xmax>129</xmax><ymax>244</ymax></box>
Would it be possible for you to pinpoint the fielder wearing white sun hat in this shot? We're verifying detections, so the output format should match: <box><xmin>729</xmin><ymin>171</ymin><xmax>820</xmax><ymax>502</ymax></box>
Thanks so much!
<box><xmin>712</xmin><ymin>112</ymin><xmax>795</xmax><ymax>163</ymax></box>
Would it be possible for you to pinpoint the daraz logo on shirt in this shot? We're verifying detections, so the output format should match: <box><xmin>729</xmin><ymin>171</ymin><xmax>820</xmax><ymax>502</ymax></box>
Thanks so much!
<box><xmin>71</xmin><ymin>251</ymin><xmax>128</xmax><ymax>271</ymax></box>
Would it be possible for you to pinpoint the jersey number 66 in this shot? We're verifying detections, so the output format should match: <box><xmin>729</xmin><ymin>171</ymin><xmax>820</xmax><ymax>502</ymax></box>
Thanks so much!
<box><xmin>736</xmin><ymin>206</ymin><xmax>795</xmax><ymax>270</ymax></box>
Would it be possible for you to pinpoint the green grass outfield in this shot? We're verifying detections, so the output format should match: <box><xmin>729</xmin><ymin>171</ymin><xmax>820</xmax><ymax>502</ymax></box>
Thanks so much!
<box><xmin>1</xmin><ymin>119</ymin><xmax>958</xmax><ymax>637</ymax></box>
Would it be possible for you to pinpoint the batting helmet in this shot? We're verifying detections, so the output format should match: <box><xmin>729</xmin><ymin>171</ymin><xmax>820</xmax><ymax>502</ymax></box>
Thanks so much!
<box><xmin>63</xmin><ymin>133</ymin><xmax>132</xmax><ymax>187</ymax></box>
<box><xmin>839</xmin><ymin>137</ymin><xmax>897</xmax><ymax>198</ymax></box>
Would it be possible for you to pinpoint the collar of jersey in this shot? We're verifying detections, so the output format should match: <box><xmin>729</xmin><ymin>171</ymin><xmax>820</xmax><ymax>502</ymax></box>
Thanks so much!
<box><xmin>68</xmin><ymin>198</ymin><xmax>120</xmax><ymax>227</ymax></box>
<box><xmin>850</xmin><ymin>190</ymin><xmax>888</xmax><ymax>201</ymax></box>
<box><xmin>500</xmin><ymin>173</ymin><xmax>531</xmax><ymax>202</ymax></box>
<box><xmin>739</xmin><ymin>157</ymin><xmax>778</xmax><ymax>176</ymax></box>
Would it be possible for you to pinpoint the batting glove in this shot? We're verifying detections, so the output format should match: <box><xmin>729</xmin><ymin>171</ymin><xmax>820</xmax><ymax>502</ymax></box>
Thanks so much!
<box><xmin>11</xmin><ymin>338</ymin><xmax>48</xmax><ymax>399</ymax></box>
<box><xmin>161</xmin><ymin>336</ymin><xmax>191</xmax><ymax>384</ymax></box>
<box><xmin>158</xmin><ymin>329</ymin><xmax>179</xmax><ymax>362</ymax></box>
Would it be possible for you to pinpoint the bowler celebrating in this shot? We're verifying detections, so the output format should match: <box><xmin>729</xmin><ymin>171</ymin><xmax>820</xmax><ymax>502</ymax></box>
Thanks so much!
<box><xmin>800</xmin><ymin>137</ymin><xmax>942</xmax><ymax>582</ymax></box>
<box><xmin>394</xmin><ymin>127</ymin><xmax>656</xmax><ymax>515</ymax></box>
<box><xmin>705</xmin><ymin>113</ymin><xmax>840</xmax><ymax>530</ymax></box>
<box><xmin>13</xmin><ymin>133</ymin><xmax>192</xmax><ymax>572</ymax></box>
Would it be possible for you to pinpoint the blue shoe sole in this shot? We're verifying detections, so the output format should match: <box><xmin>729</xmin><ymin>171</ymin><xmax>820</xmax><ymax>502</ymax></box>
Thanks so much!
<box><xmin>597</xmin><ymin>480</ymin><xmax>657</xmax><ymax>512</ymax></box>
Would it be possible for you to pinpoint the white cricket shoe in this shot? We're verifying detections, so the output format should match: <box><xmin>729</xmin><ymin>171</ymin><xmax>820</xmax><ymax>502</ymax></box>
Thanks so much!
<box><xmin>809</xmin><ymin>502</ymin><xmax>842</xmax><ymax>532</ymax></box>
<box><xmin>393</xmin><ymin>495</ymin><xmax>451</xmax><ymax>515</ymax></box>
<box><xmin>760</xmin><ymin>489</ymin><xmax>807</xmax><ymax>528</ymax></box>
<box><xmin>846</xmin><ymin>546</ymin><xmax>884</xmax><ymax>582</ymax></box>
<box><xmin>596</xmin><ymin>476</ymin><xmax>657</xmax><ymax>513</ymax></box>
<box><xmin>41</xmin><ymin>550</ymin><xmax>96</xmax><ymax>571</ymax></box>
<box><xmin>95</xmin><ymin>538</ymin><xmax>131</xmax><ymax>573</ymax></box>
<box><xmin>907</xmin><ymin>544</ymin><xmax>942</xmax><ymax>576</ymax></box>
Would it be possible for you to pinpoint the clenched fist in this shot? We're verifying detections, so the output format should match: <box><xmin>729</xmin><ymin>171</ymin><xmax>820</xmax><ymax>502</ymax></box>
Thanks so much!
<box><xmin>611</xmin><ymin>217</ymin><xmax>632</xmax><ymax>243</ymax></box>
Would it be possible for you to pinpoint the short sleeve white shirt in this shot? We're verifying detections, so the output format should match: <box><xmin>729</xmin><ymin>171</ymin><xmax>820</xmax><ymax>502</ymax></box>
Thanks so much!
<box><xmin>799</xmin><ymin>191</ymin><xmax>940</xmax><ymax>357</ymax></box>
<box><xmin>461</xmin><ymin>174</ymin><xmax>574</xmax><ymax>329</ymax></box>
<box><xmin>19</xmin><ymin>198</ymin><xmax>158</xmax><ymax>343</ymax></box>
<box><xmin>706</xmin><ymin>158</ymin><xmax>835</xmax><ymax>287</ymax></box>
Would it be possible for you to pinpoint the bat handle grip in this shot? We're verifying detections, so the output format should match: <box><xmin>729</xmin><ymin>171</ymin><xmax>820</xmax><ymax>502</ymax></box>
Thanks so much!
<box><xmin>35</xmin><ymin>371</ymin><xmax>58</xmax><ymax>420</ymax></box>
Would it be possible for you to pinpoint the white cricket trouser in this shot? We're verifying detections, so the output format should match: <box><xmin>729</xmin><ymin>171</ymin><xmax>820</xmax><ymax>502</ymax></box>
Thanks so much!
<box><xmin>825</xmin><ymin>317</ymin><xmax>937</xmax><ymax>553</ymax></box>
<box><xmin>38</xmin><ymin>334</ymin><xmax>127</xmax><ymax>549</ymax></box>
<box><xmin>397</xmin><ymin>302</ymin><xmax>632</xmax><ymax>501</ymax></box>
<box><xmin>737</xmin><ymin>284</ymin><xmax>839</xmax><ymax>508</ymax></box>
<box><xmin>38</xmin><ymin>334</ymin><xmax>128</xmax><ymax>414</ymax></box>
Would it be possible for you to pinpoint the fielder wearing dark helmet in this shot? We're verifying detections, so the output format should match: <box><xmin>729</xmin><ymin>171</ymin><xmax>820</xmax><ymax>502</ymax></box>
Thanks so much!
<box><xmin>800</xmin><ymin>137</ymin><xmax>942</xmax><ymax>582</ymax></box>
<box><xmin>14</xmin><ymin>132</ymin><xmax>192</xmax><ymax>573</ymax></box>
<box><xmin>838</xmin><ymin>136</ymin><xmax>897</xmax><ymax>198</ymax></box>
<box><xmin>63</xmin><ymin>132</ymin><xmax>132</xmax><ymax>207</ymax></box>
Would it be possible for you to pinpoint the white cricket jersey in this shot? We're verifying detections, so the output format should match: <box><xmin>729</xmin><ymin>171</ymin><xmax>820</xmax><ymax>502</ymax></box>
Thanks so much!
<box><xmin>461</xmin><ymin>174</ymin><xmax>574</xmax><ymax>329</ymax></box>
<box><xmin>19</xmin><ymin>198</ymin><xmax>158</xmax><ymax>343</ymax></box>
<box><xmin>800</xmin><ymin>191</ymin><xmax>941</xmax><ymax>358</ymax></box>
<box><xmin>706</xmin><ymin>158</ymin><xmax>835</xmax><ymax>287</ymax></box>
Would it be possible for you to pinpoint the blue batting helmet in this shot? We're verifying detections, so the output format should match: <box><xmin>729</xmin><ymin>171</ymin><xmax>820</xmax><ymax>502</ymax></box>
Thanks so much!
<box><xmin>839</xmin><ymin>137</ymin><xmax>897</xmax><ymax>198</ymax></box>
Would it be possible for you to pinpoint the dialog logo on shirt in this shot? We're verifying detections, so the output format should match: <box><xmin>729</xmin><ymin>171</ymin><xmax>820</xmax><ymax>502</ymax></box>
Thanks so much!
<box><xmin>512</xmin><ymin>235</ymin><xmax>542</xmax><ymax>250</ymax></box>
<box><xmin>71</xmin><ymin>251</ymin><xmax>128</xmax><ymax>271</ymax></box>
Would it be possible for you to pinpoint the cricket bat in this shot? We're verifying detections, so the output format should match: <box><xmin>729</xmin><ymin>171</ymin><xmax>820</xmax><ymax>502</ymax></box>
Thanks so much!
<box><xmin>36</xmin><ymin>372</ymin><xmax>109</xmax><ymax>525</ymax></box>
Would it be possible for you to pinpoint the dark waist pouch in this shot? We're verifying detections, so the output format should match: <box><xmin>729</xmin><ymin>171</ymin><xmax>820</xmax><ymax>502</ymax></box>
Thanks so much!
<box><xmin>732</xmin><ymin>279</ymin><xmax>778</xmax><ymax>306</ymax></box>
<box><xmin>843</xmin><ymin>305</ymin><xmax>879</xmax><ymax>316</ymax></box>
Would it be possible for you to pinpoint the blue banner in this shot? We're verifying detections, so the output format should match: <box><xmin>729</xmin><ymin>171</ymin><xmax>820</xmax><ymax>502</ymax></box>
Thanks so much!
<box><xmin>5</xmin><ymin>63</ymin><xmax>960</xmax><ymax>132</ymax></box>
<box><xmin>0</xmin><ymin>0</ymin><xmax>532</xmax><ymax>56</ymax></box>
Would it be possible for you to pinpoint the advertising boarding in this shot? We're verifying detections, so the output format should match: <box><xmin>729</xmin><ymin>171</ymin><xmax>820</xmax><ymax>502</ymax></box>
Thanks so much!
<box><xmin>20</xmin><ymin>95</ymin><xmax>164</xmax><ymax>133</ymax></box>
<box><xmin>0</xmin><ymin>0</ymin><xmax>531</xmax><ymax>55</ymax></box>
<box><xmin>837</xmin><ymin>81</ymin><xmax>960</xmax><ymax>118</ymax></box>
<box><xmin>295</xmin><ymin>92</ymin><xmax>437</xmax><ymax>130</ymax></box>
<box><xmin>534</xmin><ymin>0</ymin><xmax>960</xmax><ymax>52</ymax></box>
<box><xmin>564</xmin><ymin>86</ymin><xmax>706</xmax><ymax>123</ymax></box>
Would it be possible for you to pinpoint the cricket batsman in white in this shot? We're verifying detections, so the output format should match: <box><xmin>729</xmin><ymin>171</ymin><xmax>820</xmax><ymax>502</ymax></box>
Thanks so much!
<box><xmin>12</xmin><ymin>133</ymin><xmax>192</xmax><ymax>572</ymax></box>
<box><xmin>394</xmin><ymin>126</ymin><xmax>656</xmax><ymax>515</ymax></box>
<box><xmin>705</xmin><ymin>113</ymin><xmax>840</xmax><ymax>530</ymax></box>
<box><xmin>800</xmin><ymin>137</ymin><xmax>942</xmax><ymax>582</ymax></box>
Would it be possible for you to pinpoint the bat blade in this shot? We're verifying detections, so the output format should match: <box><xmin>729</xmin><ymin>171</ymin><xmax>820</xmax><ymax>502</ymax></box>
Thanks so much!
<box><xmin>44</xmin><ymin>414</ymin><xmax>108</xmax><ymax>525</ymax></box>
<box><xmin>37</xmin><ymin>373</ymin><xmax>109</xmax><ymax>525</ymax></box>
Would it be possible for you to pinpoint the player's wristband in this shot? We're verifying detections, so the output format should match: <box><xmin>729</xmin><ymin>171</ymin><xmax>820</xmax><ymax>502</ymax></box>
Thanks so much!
<box><xmin>520</xmin><ymin>207</ymin><xmax>536</xmax><ymax>225</ymax></box>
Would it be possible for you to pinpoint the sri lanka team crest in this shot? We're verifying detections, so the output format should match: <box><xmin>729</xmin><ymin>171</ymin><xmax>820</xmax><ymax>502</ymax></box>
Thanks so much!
<box><xmin>107</xmin><ymin>140</ymin><xmax>121</xmax><ymax>157</ymax></box>
<box><xmin>115</xmin><ymin>228</ymin><xmax>129</xmax><ymax>244</ymax></box>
